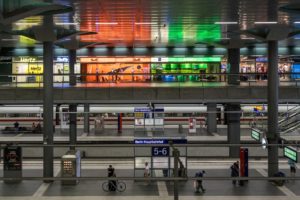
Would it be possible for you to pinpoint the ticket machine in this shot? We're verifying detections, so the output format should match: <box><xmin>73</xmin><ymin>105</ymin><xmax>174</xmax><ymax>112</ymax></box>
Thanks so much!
<box><xmin>3</xmin><ymin>145</ymin><xmax>22</xmax><ymax>183</ymax></box>
<box><xmin>61</xmin><ymin>150</ymin><xmax>81</xmax><ymax>185</ymax></box>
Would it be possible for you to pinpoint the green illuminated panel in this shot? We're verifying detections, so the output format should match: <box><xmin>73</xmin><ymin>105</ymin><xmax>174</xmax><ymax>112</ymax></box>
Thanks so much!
<box><xmin>196</xmin><ymin>24</ymin><xmax>221</xmax><ymax>42</ymax></box>
<box><xmin>168</xmin><ymin>21</ymin><xmax>183</xmax><ymax>42</ymax></box>
<box><xmin>251</xmin><ymin>129</ymin><xmax>261</xmax><ymax>141</ymax></box>
<box><xmin>284</xmin><ymin>147</ymin><xmax>297</xmax><ymax>162</ymax></box>
<box><xmin>168</xmin><ymin>57</ymin><xmax>221</xmax><ymax>62</ymax></box>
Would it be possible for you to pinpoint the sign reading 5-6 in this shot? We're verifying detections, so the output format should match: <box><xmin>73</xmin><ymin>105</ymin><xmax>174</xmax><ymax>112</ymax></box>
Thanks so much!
<box><xmin>152</xmin><ymin>147</ymin><xmax>169</xmax><ymax>157</ymax></box>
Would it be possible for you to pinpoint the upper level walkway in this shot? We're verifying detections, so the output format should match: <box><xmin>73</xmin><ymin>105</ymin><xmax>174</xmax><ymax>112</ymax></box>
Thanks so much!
<box><xmin>0</xmin><ymin>73</ymin><xmax>300</xmax><ymax>103</ymax></box>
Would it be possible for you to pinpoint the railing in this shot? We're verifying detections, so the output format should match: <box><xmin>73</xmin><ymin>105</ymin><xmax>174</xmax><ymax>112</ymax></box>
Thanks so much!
<box><xmin>0</xmin><ymin>72</ymin><xmax>299</xmax><ymax>88</ymax></box>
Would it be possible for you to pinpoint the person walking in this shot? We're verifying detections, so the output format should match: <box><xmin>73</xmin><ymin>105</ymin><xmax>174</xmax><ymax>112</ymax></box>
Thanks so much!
<box><xmin>144</xmin><ymin>162</ymin><xmax>150</xmax><ymax>184</ymax></box>
<box><xmin>288</xmin><ymin>159</ymin><xmax>296</xmax><ymax>177</ymax></box>
<box><xmin>230</xmin><ymin>161</ymin><xmax>239</xmax><ymax>185</ymax></box>
<box><xmin>194</xmin><ymin>170</ymin><xmax>206</xmax><ymax>193</ymax></box>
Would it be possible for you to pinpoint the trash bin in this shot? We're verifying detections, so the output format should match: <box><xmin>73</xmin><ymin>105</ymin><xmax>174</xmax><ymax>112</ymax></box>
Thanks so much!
<box><xmin>273</xmin><ymin>171</ymin><xmax>285</xmax><ymax>186</ymax></box>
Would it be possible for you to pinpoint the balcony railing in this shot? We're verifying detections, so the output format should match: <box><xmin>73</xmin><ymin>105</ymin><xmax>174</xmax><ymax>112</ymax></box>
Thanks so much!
<box><xmin>0</xmin><ymin>72</ymin><xmax>299</xmax><ymax>88</ymax></box>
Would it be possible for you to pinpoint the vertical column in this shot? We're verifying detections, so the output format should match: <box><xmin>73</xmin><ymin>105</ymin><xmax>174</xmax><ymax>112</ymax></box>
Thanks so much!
<box><xmin>69</xmin><ymin>104</ymin><xmax>77</xmax><ymax>150</ymax></box>
<box><xmin>267</xmin><ymin>41</ymin><xmax>279</xmax><ymax>177</ymax></box>
<box><xmin>43</xmin><ymin>22</ymin><xmax>54</xmax><ymax>180</ymax></box>
<box><xmin>69</xmin><ymin>49</ymin><xmax>76</xmax><ymax>86</ymax></box>
<box><xmin>226</xmin><ymin>104</ymin><xmax>241</xmax><ymax>158</ymax></box>
<box><xmin>207</xmin><ymin>103</ymin><xmax>217</xmax><ymax>134</ymax></box>
<box><xmin>55</xmin><ymin>104</ymin><xmax>60</xmax><ymax>125</ymax></box>
<box><xmin>84</xmin><ymin>104</ymin><xmax>90</xmax><ymax>134</ymax></box>
<box><xmin>227</xmin><ymin>48</ymin><xmax>240</xmax><ymax>85</ymax></box>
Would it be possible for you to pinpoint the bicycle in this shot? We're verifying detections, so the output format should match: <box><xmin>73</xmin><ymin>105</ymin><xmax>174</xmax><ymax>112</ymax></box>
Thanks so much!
<box><xmin>102</xmin><ymin>180</ymin><xmax>126</xmax><ymax>192</ymax></box>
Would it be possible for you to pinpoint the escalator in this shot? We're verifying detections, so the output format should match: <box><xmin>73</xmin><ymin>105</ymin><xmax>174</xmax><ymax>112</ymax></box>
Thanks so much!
<box><xmin>252</xmin><ymin>105</ymin><xmax>300</xmax><ymax>137</ymax></box>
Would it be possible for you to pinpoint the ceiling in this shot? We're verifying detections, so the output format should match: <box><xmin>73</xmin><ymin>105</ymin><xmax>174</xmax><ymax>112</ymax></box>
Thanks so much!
<box><xmin>2</xmin><ymin>0</ymin><xmax>300</xmax><ymax>48</ymax></box>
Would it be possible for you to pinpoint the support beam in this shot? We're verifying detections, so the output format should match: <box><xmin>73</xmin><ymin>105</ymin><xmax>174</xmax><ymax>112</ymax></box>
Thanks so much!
<box><xmin>84</xmin><ymin>104</ymin><xmax>90</xmax><ymax>134</ymax></box>
<box><xmin>227</xmin><ymin>48</ymin><xmax>240</xmax><ymax>85</ymax></box>
<box><xmin>207</xmin><ymin>103</ymin><xmax>217</xmax><ymax>134</ymax></box>
<box><xmin>69</xmin><ymin>104</ymin><xmax>77</xmax><ymax>150</ymax></box>
<box><xmin>43</xmin><ymin>42</ymin><xmax>54</xmax><ymax>181</ymax></box>
<box><xmin>267</xmin><ymin>40</ymin><xmax>279</xmax><ymax>177</ymax></box>
<box><xmin>69</xmin><ymin>49</ymin><xmax>76</xmax><ymax>86</ymax></box>
<box><xmin>226</xmin><ymin>104</ymin><xmax>241</xmax><ymax>158</ymax></box>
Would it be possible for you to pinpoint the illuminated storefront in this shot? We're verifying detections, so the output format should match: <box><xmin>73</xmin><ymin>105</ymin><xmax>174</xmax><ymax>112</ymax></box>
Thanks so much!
<box><xmin>12</xmin><ymin>57</ymin><xmax>80</xmax><ymax>83</ymax></box>
<box><xmin>151</xmin><ymin>57</ymin><xmax>222</xmax><ymax>82</ymax></box>
<box><xmin>80</xmin><ymin>57</ymin><xmax>151</xmax><ymax>82</ymax></box>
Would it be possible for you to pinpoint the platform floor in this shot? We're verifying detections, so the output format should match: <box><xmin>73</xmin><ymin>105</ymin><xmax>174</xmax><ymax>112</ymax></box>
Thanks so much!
<box><xmin>0</xmin><ymin>160</ymin><xmax>299</xmax><ymax>200</ymax></box>
<box><xmin>0</xmin><ymin>127</ymin><xmax>253</xmax><ymax>142</ymax></box>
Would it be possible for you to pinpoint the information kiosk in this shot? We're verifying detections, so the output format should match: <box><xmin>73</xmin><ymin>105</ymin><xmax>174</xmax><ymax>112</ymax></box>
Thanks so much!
<box><xmin>61</xmin><ymin>150</ymin><xmax>81</xmax><ymax>185</ymax></box>
<box><xmin>133</xmin><ymin>139</ymin><xmax>187</xmax><ymax>178</ymax></box>
<box><xmin>3</xmin><ymin>145</ymin><xmax>22</xmax><ymax>183</ymax></box>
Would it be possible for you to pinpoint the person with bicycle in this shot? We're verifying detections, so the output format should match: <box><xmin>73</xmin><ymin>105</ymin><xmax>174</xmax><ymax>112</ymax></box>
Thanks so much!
<box><xmin>108</xmin><ymin>165</ymin><xmax>116</xmax><ymax>191</ymax></box>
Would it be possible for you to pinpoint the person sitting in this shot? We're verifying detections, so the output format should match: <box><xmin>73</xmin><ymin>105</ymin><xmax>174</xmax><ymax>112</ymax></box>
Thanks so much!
<box><xmin>14</xmin><ymin>121</ymin><xmax>19</xmax><ymax>131</ymax></box>
<box><xmin>36</xmin><ymin>123</ymin><xmax>42</xmax><ymax>133</ymax></box>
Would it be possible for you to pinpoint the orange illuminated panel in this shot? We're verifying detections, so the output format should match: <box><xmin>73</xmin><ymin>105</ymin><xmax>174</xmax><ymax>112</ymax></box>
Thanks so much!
<box><xmin>79</xmin><ymin>0</ymin><xmax>152</xmax><ymax>44</ymax></box>
<box><xmin>80</xmin><ymin>57</ymin><xmax>151</xmax><ymax>63</ymax></box>
<box><xmin>85</xmin><ymin>63</ymin><xmax>150</xmax><ymax>82</ymax></box>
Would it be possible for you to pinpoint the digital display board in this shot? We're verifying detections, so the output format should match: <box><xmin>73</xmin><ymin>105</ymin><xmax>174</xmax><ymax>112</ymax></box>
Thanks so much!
<box><xmin>251</xmin><ymin>129</ymin><xmax>261</xmax><ymax>141</ymax></box>
<box><xmin>284</xmin><ymin>146</ymin><xmax>298</xmax><ymax>163</ymax></box>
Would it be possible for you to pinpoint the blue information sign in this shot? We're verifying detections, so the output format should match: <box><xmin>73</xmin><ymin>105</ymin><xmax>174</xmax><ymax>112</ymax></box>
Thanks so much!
<box><xmin>134</xmin><ymin>139</ymin><xmax>187</xmax><ymax>145</ymax></box>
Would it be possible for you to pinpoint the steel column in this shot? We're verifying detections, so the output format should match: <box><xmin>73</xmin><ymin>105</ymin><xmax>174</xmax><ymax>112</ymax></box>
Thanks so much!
<box><xmin>267</xmin><ymin>40</ymin><xmax>279</xmax><ymax>177</ymax></box>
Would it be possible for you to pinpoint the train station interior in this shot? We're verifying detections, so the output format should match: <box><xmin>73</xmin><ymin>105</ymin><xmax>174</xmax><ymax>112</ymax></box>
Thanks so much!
<box><xmin>1</xmin><ymin>0</ymin><xmax>300</xmax><ymax>200</ymax></box>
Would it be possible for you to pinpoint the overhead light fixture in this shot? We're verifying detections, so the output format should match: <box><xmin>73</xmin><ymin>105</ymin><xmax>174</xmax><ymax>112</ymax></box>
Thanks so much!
<box><xmin>294</xmin><ymin>22</ymin><xmax>300</xmax><ymax>24</ymax></box>
<box><xmin>241</xmin><ymin>37</ymin><xmax>255</xmax><ymax>40</ymax></box>
<box><xmin>254</xmin><ymin>21</ymin><xmax>278</xmax><ymax>24</ymax></box>
<box><xmin>95</xmin><ymin>22</ymin><xmax>118</xmax><ymax>25</ymax></box>
<box><xmin>15</xmin><ymin>22</ymin><xmax>39</xmax><ymax>26</ymax></box>
<box><xmin>135</xmin><ymin>22</ymin><xmax>157</xmax><ymax>25</ymax></box>
<box><xmin>1</xmin><ymin>38</ymin><xmax>18</xmax><ymax>41</ymax></box>
<box><xmin>214</xmin><ymin>22</ymin><xmax>238</xmax><ymax>25</ymax></box>
<box><xmin>56</xmin><ymin>22</ymin><xmax>78</xmax><ymax>25</ymax></box>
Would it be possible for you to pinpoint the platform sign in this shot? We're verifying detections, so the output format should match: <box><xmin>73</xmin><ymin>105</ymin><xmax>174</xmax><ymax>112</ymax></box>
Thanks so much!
<box><xmin>251</xmin><ymin>128</ymin><xmax>261</xmax><ymax>141</ymax></box>
<box><xmin>134</xmin><ymin>139</ymin><xmax>187</xmax><ymax>145</ymax></box>
<box><xmin>152</xmin><ymin>147</ymin><xmax>170</xmax><ymax>157</ymax></box>
<box><xmin>284</xmin><ymin>146</ymin><xmax>298</xmax><ymax>163</ymax></box>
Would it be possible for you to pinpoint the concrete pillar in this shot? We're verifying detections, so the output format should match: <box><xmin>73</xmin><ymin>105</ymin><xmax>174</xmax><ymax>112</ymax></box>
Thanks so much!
<box><xmin>69</xmin><ymin>104</ymin><xmax>77</xmax><ymax>150</ymax></box>
<box><xmin>84</xmin><ymin>104</ymin><xmax>90</xmax><ymax>134</ymax></box>
<box><xmin>43</xmin><ymin>33</ymin><xmax>54</xmax><ymax>180</ymax></box>
<box><xmin>55</xmin><ymin>104</ymin><xmax>60</xmax><ymax>125</ymax></box>
<box><xmin>227</xmin><ymin>48</ymin><xmax>240</xmax><ymax>85</ymax></box>
<box><xmin>226</xmin><ymin>104</ymin><xmax>241</xmax><ymax>158</ymax></box>
<box><xmin>69</xmin><ymin>50</ymin><xmax>76</xmax><ymax>86</ymax></box>
<box><xmin>267</xmin><ymin>40</ymin><xmax>279</xmax><ymax>177</ymax></box>
<box><xmin>207</xmin><ymin>103</ymin><xmax>217</xmax><ymax>134</ymax></box>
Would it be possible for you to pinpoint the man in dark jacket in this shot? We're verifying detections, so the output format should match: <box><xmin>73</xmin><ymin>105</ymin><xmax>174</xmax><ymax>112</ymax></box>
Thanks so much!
<box><xmin>231</xmin><ymin>161</ymin><xmax>239</xmax><ymax>185</ymax></box>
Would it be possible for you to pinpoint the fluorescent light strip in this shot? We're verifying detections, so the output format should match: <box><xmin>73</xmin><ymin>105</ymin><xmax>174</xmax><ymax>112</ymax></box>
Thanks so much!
<box><xmin>56</xmin><ymin>22</ymin><xmax>78</xmax><ymax>25</ymax></box>
<box><xmin>254</xmin><ymin>21</ymin><xmax>278</xmax><ymax>24</ymax></box>
<box><xmin>214</xmin><ymin>22</ymin><xmax>238</xmax><ymax>25</ymax></box>
<box><xmin>1</xmin><ymin>38</ymin><xmax>18</xmax><ymax>41</ymax></box>
<box><xmin>294</xmin><ymin>22</ymin><xmax>300</xmax><ymax>24</ymax></box>
<box><xmin>241</xmin><ymin>37</ymin><xmax>255</xmax><ymax>40</ymax></box>
<box><xmin>135</xmin><ymin>22</ymin><xmax>157</xmax><ymax>25</ymax></box>
<box><xmin>95</xmin><ymin>22</ymin><xmax>118</xmax><ymax>25</ymax></box>
<box><xmin>15</xmin><ymin>22</ymin><xmax>39</xmax><ymax>26</ymax></box>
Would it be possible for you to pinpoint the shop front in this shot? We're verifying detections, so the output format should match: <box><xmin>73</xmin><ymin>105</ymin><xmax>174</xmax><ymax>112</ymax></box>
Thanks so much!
<box><xmin>151</xmin><ymin>57</ymin><xmax>222</xmax><ymax>82</ymax></box>
<box><xmin>79</xmin><ymin>57</ymin><xmax>151</xmax><ymax>83</ymax></box>
<box><xmin>12</xmin><ymin>57</ymin><xmax>80</xmax><ymax>84</ymax></box>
